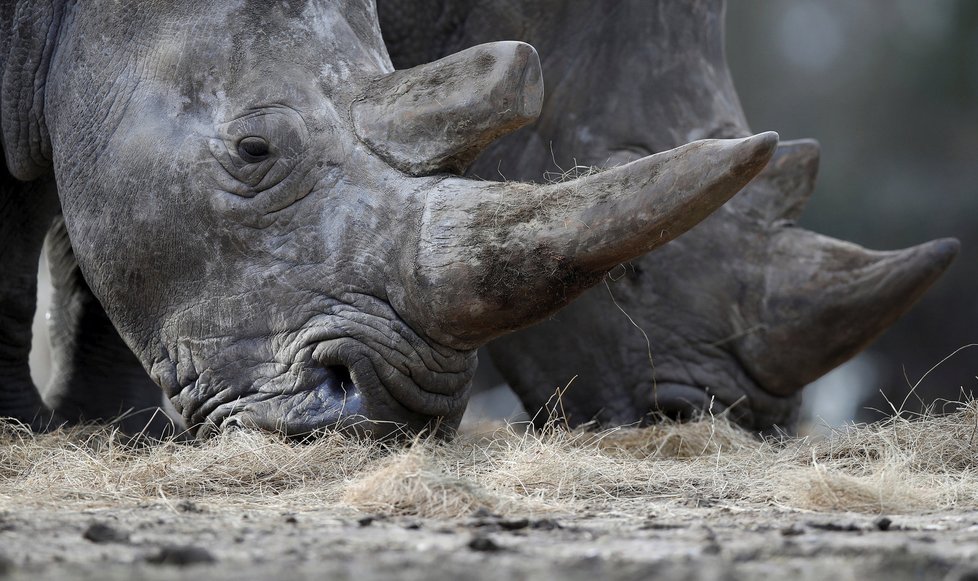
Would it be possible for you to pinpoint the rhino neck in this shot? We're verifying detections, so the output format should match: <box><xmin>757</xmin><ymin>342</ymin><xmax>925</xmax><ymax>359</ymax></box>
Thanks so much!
<box><xmin>1</xmin><ymin>0</ymin><xmax>67</xmax><ymax>181</ymax></box>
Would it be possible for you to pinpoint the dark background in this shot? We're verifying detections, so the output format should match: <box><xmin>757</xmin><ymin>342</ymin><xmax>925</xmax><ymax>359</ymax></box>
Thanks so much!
<box><xmin>726</xmin><ymin>0</ymin><xmax>978</xmax><ymax>421</ymax></box>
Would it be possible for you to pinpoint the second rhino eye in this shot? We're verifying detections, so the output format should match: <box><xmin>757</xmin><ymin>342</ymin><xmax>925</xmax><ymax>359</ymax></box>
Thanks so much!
<box><xmin>237</xmin><ymin>136</ymin><xmax>271</xmax><ymax>163</ymax></box>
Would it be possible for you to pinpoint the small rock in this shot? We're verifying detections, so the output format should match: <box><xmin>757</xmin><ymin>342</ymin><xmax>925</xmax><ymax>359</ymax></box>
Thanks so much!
<box><xmin>357</xmin><ymin>516</ymin><xmax>375</xmax><ymax>527</ymax></box>
<box><xmin>466</xmin><ymin>518</ymin><xmax>497</xmax><ymax>530</ymax></box>
<box><xmin>83</xmin><ymin>522</ymin><xmax>130</xmax><ymax>545</ymax></box>
<box><xmin>468</xmin><ymin>535</ymin><xmax>503</xmax><ymax>552</ymax></box>
<box><xmin>530</xmin><ymin>518</ymin><xmax>562</xmax><ymax>531</ymax></box>
<box><xmin>702</xmin><ymin>542</ymin><xmax>722</xmax><ymax>555</ymax></box>
<box><xmin>733</xmin><ymin>548</ymin><xmax>763</xmax><ymax>563</ymax></box>
<box><xmin>875</xmin><ymin>517</ymin><xmax>893</xmax><ymax>531</ymax></box>
<box><xmin>176</xmin><ymin>500</ymin><xmax>204</xmax><ymax>514</ymax></box>
<box><xmin>498</xmin><ymin>518</ymin><xmax>529</xmax><ymax>531</ymax></box>
<box><xmin>807</xmin><ymin>521</ymin><xmax>862</xmax><ymax>532</ymax></box>
<box><xmin>146</xmin><ymin>545</ymin><xmax>217</xmax><ymax>567</ymax></box>
<box><xmin>639</xmin><ymin>522</ymin><xmax>686</xmax><ymax>531</ymax></box>
<box><xmin>284</xmin><ymin>514</ymin><xmax>298</xmax><ymax>525</ymax></box>
<box><xmin>780</xmin><ymin>524</ymin><xmax>804</xmax><ymax>537</ymax></box>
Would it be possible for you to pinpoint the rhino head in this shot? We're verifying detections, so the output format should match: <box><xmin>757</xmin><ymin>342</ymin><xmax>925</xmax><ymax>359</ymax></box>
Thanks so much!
<box><xmin>3</xmin><ymin>0</ymin><xmax>777</xmax><ymax>436</ymax></box>
<box><xmin>376</xmin><ymin>0</ymin><xmax>960</xmax><ymax>431</ymax></box>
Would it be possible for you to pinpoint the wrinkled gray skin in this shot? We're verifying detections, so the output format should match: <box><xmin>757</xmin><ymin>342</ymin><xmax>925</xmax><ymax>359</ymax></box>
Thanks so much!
<box><xmin>378</xmin><ymin>0</ymin><xmax>960</xmax><ymax>431</ymax></box>
<box><xmin>0</xmin><ymin>1</ymin><xmax>779</xmax><ymax>437</ymax></box>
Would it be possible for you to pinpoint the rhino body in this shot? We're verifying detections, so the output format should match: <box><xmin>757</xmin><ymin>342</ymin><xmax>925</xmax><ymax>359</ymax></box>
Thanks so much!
<box><xmin>0</xmin><ymin>1</ymin><xmax>778</xmax><ymax>436</ymax></box>
<box><xmin>378</xmin><ymin>0</ymin><xmax>959</xmax><ymax>431</ymax></box>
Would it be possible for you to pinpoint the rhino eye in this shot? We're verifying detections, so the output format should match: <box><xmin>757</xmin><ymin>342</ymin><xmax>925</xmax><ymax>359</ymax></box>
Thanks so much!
<box><xmin>237</xmin><ymin>136</ymin><xmax>271</xmax><ymax>163</ymax></box>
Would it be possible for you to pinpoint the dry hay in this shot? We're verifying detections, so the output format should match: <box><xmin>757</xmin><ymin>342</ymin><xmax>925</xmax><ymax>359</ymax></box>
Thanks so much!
<box><xmin>2</xmin><ymin>400</ymin><xmax>978</xmax><ymax>519</ymax></box>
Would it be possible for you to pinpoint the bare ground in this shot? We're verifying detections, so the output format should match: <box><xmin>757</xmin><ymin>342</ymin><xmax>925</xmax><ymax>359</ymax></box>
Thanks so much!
<box><xmin>5</xmin><ymin>505</ymin><xmax>978</xmax><ymax>580</ymax></box>
<box><xmin>3</xmin><ymin>403</ymin><xmax>978</xmax><ymax>580</ymax></box>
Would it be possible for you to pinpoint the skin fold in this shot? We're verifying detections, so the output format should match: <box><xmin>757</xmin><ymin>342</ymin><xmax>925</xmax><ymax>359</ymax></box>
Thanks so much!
<box><xmin>378</xmin><ymin>0</ymin><xmax>959</xmax><ymax>431</ymax></box>
<box><xmin>0</xmin><ymin>0</ymin><xmax>778</xmax><ymax>438</ymax></box>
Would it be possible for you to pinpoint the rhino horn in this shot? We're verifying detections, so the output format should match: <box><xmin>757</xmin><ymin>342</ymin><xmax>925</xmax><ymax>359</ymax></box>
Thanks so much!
<box><xmin>737</xmin><ymin>232</ymin><xmax>960</xmax><ymax>396</ymax></box>
<box><xmin>404</xmin><ymin>132</ymin><xmax>779</xmax><ymax>347</ymax></box>
<box><xmin>733</xmin><ymin>139</ymin><xmax>820</xmax><ymax>222</ymax></box>
<box><xmin>353</xmin><ymin>41</ymin><xmax>543</xmax><ymax>176</ymax></box>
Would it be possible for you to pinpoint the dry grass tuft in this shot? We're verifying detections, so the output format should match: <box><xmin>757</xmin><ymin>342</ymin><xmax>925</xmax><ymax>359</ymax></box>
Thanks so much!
<box><xmin>778</xmin><ymin>400</ymin><xmax>978</xmax><ymax>512</ymax></box>
<box><xmin>0</xmin><ymin>423</ymin><xmax>386</xmax><ymax>510</ymax></box>
<box><xmin>3</xmin><ymin>401</ymin><xmax>978</xmax><ymax>518</ymax></box>
<box><xmin>343</xmin><ymin>446</ymin><xmax>512</xmax><ymax>518</ymax></box>
<box><xmin>594</xmin><ymin>417</ymin><xmax>760</xmax><ymax>459</ymax></box>
<box><xmin>787</xmin><ymin>465</ymin><xmax>936</xmax><ymax>513</ymax></box>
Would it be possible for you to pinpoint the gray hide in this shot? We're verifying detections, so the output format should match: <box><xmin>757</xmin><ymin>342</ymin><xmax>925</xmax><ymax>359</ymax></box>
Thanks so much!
<box><xmin>378</xmin><ymin>0</ymin><xmax>959</xmax><ymax>431</ymax></box>
<box><xmin>0</xmin><ymin>0</ymin><xmax>778</xmax><ymax>437</ymax></box>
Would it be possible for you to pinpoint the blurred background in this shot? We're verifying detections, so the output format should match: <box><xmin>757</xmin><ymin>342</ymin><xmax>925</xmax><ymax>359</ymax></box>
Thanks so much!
<box><xmin>726</xmin><ymin>0</ymin><xmax>978</xmax><ymax>425</ymax></box>
<box><xmin>28</xmin><ymin>0</ymin><xmax>978</xmax><ymax>429</ymax></box>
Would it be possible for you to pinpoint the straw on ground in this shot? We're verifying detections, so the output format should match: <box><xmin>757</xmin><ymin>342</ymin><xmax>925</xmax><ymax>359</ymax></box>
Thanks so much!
<box><xmin>2</xmin><ymin>401</ymin><xmax>977</xmax><ymax>518</ymax></box>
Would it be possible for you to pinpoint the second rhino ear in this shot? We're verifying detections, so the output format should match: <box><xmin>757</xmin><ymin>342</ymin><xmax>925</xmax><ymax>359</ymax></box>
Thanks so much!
<box><xmin>733</xmin><ymin>139</ymin><xmax>820</xmax><ymax>224</ymax></box>
<box><xmin>352</xmin><ymin>41</ymin><xmax>543</xmax><ymax>176</ymax></box>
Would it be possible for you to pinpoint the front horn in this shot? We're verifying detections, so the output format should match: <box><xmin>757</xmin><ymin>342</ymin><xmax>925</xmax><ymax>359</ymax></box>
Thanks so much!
<box><xmin>403</xmin><ymin>132</ymin><xmax>780</xmax><ymax>347</ymax></box>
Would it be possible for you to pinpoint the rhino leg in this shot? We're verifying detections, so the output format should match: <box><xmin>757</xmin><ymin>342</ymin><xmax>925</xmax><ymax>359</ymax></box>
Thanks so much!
<box><xmin>0</xmin><ymin>160</ymin><xmax>61</xmax><ymax>430</ymax></box>
<box><xmin>43</xmin><ymin>216</ymin><xmax>183</xmax><ymax>439</ymax></box>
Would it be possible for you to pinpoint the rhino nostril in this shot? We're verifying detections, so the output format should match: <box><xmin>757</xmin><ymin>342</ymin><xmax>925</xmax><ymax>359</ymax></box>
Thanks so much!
<box><xmin>656</xmin><ymin>400</ymin><xmax>702</xmax><ymax>422</ymax></box>
<box><xmin>221</xmin><ymin>416</ymin><xmax>245</xmax><ymax>430</ymax></box>
<box><xmin>319</xmin><ymin>365</ymin><xmax>358</xmax><ymax>401</ymax></box>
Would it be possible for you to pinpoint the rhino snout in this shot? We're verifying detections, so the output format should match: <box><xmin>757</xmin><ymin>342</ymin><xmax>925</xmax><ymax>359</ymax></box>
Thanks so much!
<box><xmin>170</xmin><ymin>303</ymin><xmax>476</xmax><ymax>438</ymax></box>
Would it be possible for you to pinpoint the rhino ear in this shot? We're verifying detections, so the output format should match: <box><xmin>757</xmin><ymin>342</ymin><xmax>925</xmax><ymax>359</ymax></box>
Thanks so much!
<box><xmin>352</xmin><ymin>41</ymin><xmax>544</xmax><ymax>176</ymax></box>
<box><xmin>1</xmin><ymin>2</ymin><xmax>61</xmax><ymax>181</ymax></box>
<box><xmin>736</xmin><ymin>230</ymin><xmax>959</xmax><ymax>396</ymax></box>
<box><xmin>733</xmin><ymin>139</ymin><xmax>820</xmax><ymax>224</ymax></box>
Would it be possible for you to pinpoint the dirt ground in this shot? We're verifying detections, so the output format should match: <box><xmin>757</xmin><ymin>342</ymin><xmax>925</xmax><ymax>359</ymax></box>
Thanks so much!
<box><xmin>3</xmin><ymin>504</ymin><xmax>978</xmax><ymax>580</ymax></box>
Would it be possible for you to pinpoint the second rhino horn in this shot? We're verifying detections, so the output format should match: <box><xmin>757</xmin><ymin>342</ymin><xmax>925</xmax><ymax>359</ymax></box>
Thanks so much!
<box><xmin>738</xmin><ymin>230</ymin><xmax>959</xmax><ymax>396</ymax></box>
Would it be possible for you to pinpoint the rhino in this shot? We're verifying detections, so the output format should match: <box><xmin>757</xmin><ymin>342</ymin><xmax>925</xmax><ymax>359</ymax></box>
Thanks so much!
<box><xmin>377</xmin><ymin>0</ymin><xmax>960</xmax><ymax>431</ymax></box>
<box><xmin>0</xmin><ymin>0</ymin><xmax>780</xmax><ymax>437</ymax></box>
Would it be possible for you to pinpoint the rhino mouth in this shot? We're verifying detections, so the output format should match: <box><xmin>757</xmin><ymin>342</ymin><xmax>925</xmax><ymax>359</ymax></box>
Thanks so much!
<box><xmin>212</xmin><ymin>362</ymin><xmax>367</xmax><ymax>436</ymax></box>
<box><xmin>649</xmin><ymin>382</ymin><xmax>731</xmax><ymax>421</ymax></box>
<box><xmin>646</xmin><ymin>373</ymin><xmax>799</xmax><ymax>432</ymax></box>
